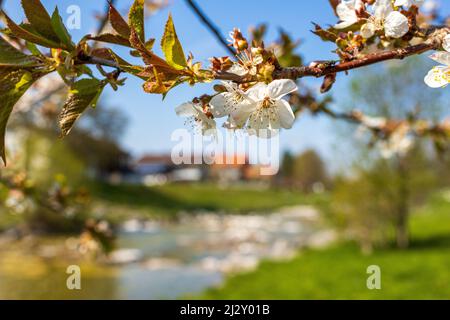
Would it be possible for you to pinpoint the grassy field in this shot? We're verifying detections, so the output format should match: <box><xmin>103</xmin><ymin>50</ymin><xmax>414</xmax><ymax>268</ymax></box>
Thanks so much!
<box><xmin>91</xmin><ymin>182</ymin><xmax>326</xmax><ymax>217</ymax></box>
<box><xmin>0</xmin><ymin>183</ymin><xmax>327</xmax><ymax>231</ymax></box>
<box><xmin>199</xmin><ymin>192</ymin><xmax>450</xmax><ymax>299</ymax></box>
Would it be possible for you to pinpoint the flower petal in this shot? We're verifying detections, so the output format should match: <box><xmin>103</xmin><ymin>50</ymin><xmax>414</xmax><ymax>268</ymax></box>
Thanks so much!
<box><xmin>429</xmin><ymin>52</ymin><xmax>450</xmax><ymax>66</ymax></box>
<box><xmin>444</xmin><ymin>34</ymin><xmax>450</xmax><ymax>53</ymax></box>
<box><xmin>374</xmin><ymin>0</ymin><xmax>393</xmax><ymax>19</ymax></box>
<box><xmin>424</xmin><ymin>66</ymin><xmax>449</xmax><ymax>88</ymax></box>
<box><xmin>394</xmin><ymin>0</ymin><xmax>409</xmax><ymax>6</ymax></box>
<box><xmin>361</xmin><ymin>22</ymin><xmax>376</xmax><ymax>38</ymax></box>
<box><xmin>230</xmin><ymin>102</ymin><xmax>257</xmax><ymax>126</ymax></box>
<box><xmin>210</xmin><ymin>93</ymin><xmax>231</xmax><ymax>118</ymax></box>
<box><xmin>384</xmin><ymin>11</ymin><xmax>409</xmax><ymax>38</ymax></box>
<box><xmin>175</xmin><ymin>102</ymin><xmax>196</xmax><ymax>117</ymax></box>
<box><xmin>246</xmin><ymin>83</ymin><xmax>268</xmax><ymax>101</ymax></box>
<box><xmin>336</xmin><ymin>1</ymin><xmax>357</xmax><ymax>21</ymax></box>
<box><xmin>228</xmin><ymin>64</ymin><xmax>248</xmax><ymax>76</ymax></box>
<box><xmin>334</xmin><ymin>19</ymin><xmax>358</xmax><ymax>29</ymax></box>
<box><xmin>276</xmin><ymin>100</ymin><xmax>295</xmax><ymax>129</ymax></box>
<box><xmin>334</xmin><ymin>1</ymin><xmax>358</xmax><ymax>29</ymax></box>
<box><xmin>267</xmin><ymin>79</ymin><xmax>298</xmax><ymax>100</ymax></box>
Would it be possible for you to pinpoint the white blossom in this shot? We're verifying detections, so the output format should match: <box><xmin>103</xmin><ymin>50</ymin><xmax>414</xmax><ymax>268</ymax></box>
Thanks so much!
<box><xmin>231</xmin><ymin>80</ymin><xmax>298</xmax><ymax>138</ymax></box>
<box><xmin>209</xmin><ymin>81</ymin><xmax>253</xmax><ymax>128</ymax></box>
<box><xmin>394</xmin><ymin>0</ymin><xmax>425</xmax><ymax>8</ymax></box>
<box><xmin>360</xmin><ymin>115</ymin><xmax>387</xmax><ymax>129</ymax></box>
<box><xmin>424</xmin><ymin>35</ymin><xmax>450</xmax><ymax>88</ymax></box>
<box><xmin>361</xmin><ymin>0</ymin><xmax>410</xmax><ymax>39</ymax></box>
<box><xmin>228</xmin><ymin>49</ymin><xmax>264</xmax><ymax>77</ymax></box>
<box><xmin>378</xmin><ymin>125</ymin><xmax>414</xmax><ymax>158</ymax></box>
<box><xmin>334</xmin><ymin>0</ymin><xmax>364</xmax><ymax>29</ymax></box>
<box><xmin>444</xmin><ymin>34</ymin><xmax>450</xmax><ymax>52</ymax></box>
<box><xmin>176</xmin><ymin>102</ymin><xmax>217</xmax><ymax>136</ymax></box>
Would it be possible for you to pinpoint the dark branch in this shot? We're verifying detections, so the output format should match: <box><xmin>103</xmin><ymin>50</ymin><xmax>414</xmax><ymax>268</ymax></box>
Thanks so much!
<box><xmin>185</xmin><ymin>0</ymin><xmax>236</xmax><ymax>56</ymax></box>
<box><xmin>272</xmin><ymin>42</ymin><xmax>438</xmax><ymax>80</ymax></box>
<box><xmin>213</xmin><ymin>27</ymin><xmax>448</xmax><ymax>82</ymax></box>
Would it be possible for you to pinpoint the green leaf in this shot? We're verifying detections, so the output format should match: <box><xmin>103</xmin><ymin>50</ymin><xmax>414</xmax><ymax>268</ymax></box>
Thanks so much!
<box><xmin>21</xmin><ymin>0</ymin><xmax>60</xmax><ymax>43</ymax></box>
<box><xmin>129</xmin><ymin>0</ymin><xmax>145</xmax><ymax>42</ymax></box>
<box><xmin>59</xmin><ymin>79</ymin><xmax>106</xmax><ymax>136</ymax></box>
<box><xmin>51</xmin><ymin>7</ymin><xmax>75</xmax><ymax>50</ymax></box>
<box><xmin>26</xmin><ymin>42</ymin><xmax>43</xmax><ymax>56</ymax></box>
<box><xmin>161</xmin><ymin>14</ymin><xmax>187</xmax><ymax>70</ymax></box>
<box><xmin>0</xmin><ymin>36</ymin><xmax>41</xmax><ymax>67</ymax></box>
<box><xmin>0</xmin><ymin>68</ymin><xmax>40</xmax><ymax>164</ymax></box>
<box><xmin>109</xmin><ymin>4</ymin><xmax>131</xmax><ymax>39</ymax></box>
<box><xmin>4</xmin><ymin>12</ymin><xmax>60</xmax><ymax>48</ymax></box>
<box><xmin>145</xmin><ymin>38</ymin><xmax>156</xmax><ymax>51</ymax></box>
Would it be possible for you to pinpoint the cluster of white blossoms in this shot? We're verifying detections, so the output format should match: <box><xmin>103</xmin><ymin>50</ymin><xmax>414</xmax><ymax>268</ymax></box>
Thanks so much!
<box><xmin>335</xmin><ymin>0</ymin><xmax>425</xmax><ymax>39</ymax></box>
<box><xmin>177</xmin><ymin>79</ymin><xmax>298</xmax><ymax>138</ymax></box>
<box><xmin>357</xmin><ymin>115</ymin><xmax>414</xmax><ymax>159</ymax></box>
<box><xmin>378</xmin><ymin>123</ymin><xmax>414</xmax><ymax>159</ymax></box>
<box><xmin>425</xmin><ymin>34</ymin><xmax>450</xmax><ymax>88</ymax></box>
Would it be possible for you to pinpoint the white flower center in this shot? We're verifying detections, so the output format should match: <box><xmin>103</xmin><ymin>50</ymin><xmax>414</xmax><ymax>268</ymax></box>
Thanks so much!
<box><xmin>260</xmin><ymin>96</ymin><xmax>275</xmax><ymax>109</ymax></box>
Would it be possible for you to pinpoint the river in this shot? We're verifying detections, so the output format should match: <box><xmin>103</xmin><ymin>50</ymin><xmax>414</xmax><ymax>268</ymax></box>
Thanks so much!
<box><xmin>0</xmin><ymin>206</ymin><xmax>334</xmax><ymax>299</ymax></box>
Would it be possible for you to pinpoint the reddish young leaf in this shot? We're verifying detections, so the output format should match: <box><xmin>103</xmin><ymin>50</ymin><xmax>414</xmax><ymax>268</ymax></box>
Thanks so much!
<box><xmin>109</xmin><ymin>4</ymin><xmax>131</xmax><ymax>39</ymax></box>
<box><xmin>89</xmin><ymin>33</ymin><xmax>131</xmax><ymax>48</ymax></box>
<box><xmin>129</xmin><ymin>28</ymin><xmax>174</xmax><ymax>70</ymax></box>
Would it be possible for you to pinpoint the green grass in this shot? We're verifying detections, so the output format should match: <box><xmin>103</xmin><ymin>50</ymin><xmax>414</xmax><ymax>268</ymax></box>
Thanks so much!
<box><xmin>91</xmin><ymin>182</ymin><xmax>326</xmax><ymax>217</ymax></box>
<box><xmin>1</xmin><ymin>182</ymin><xmax>325</xmax><ymax>230</ymax></box>
<box><xmin>198</xmin><ymin>193</ymin><xmax>450</xmax><ymax>299</ymax></box>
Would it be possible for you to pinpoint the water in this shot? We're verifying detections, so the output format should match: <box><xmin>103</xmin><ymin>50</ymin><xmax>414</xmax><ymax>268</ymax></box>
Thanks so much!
<box><xmin>0</xmin><ymin>206</ymin><xmax>331</xmax><ymax>299</ymax></box>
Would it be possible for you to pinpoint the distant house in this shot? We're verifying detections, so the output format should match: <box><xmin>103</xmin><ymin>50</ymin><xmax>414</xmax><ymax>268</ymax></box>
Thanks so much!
<box><xmin>125</xmin><ymin>153</ymin><xmax>273</xmax><ymax>186</ymax></box>
<box><xmin>133</xmin><ymin>154</ymin><xmax>205</xmax><ymax>185</ymax></box>
<box><xmin>207</xmin><ymin>154</ymin><xmax>246</xmax><ymax>183</ymax></box>
<box><xmin>135</xmin><ymin>155</ymin><xmax>174</xmax><ymax>176</ymax></box>
<box><xmin>208</xmin><ymin>154</ymin><xmax>273</xmax><ymax>184</ymax></box>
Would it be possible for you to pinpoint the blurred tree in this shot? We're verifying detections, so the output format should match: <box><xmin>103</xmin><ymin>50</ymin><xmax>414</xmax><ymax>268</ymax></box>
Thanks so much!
<box><xmin>279</xmin><ymin>150</ymin><xmax>295</xmax><ymax>182</ymax></box>
<box><xmin>331</xmin><ymin>144</ymin><xmax>436</xmax><ymax>253</ymax></box>
<box><xmin>279</xmin><ymin>149</ymin><xmax>329</xmax><ymax>192</ymax></box>
<box><xmin>293</xmin><ymin>150</ymin><xmax>329</xmax><ymax>193</ymax></box>
<box><xmin>335</xmin><ymin>58</ymin><xmax>446</xmax><ymax>249</ymax></box>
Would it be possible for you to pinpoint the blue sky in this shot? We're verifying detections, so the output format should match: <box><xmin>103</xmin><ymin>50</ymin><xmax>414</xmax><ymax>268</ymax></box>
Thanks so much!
<box><xmin>4</xmin><ymin>0</ymin><xmax>450</xmax><ymax>163</ymax></box>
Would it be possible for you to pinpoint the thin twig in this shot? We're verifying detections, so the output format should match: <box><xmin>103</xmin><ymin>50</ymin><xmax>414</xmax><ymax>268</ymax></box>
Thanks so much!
<box><xmin>75</xmin><ymin>54</ymin><xmax>121</xmax><ymax>69</ymax></box>
<box><xmin>185</xmin><ymin>0</ymin><xmax>236</xmax><ymax>56</ymax></box>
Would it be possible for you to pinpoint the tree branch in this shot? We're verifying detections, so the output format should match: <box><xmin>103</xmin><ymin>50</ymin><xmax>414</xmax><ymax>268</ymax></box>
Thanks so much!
<box><xmin>75</xmin><ymin>54</ymin><xmax>121</xmax><ymax>70</ymax></box>
<box><xmin>184</xmin><ymin>0</ymin><xmax>236</xmax><ymax>56</ymax></box>
<box><xmin>272</xmin><ymin>42</ymin><xmax>438</xmax><ymax>80</ymax></box>
<box><xmin>212</xmin><ymin>27</ymin><xmax>448</xmax><ymax>82</ymax></box>
<box><xmin>76</xmin><ymin>24</ymin><xmax>449</xmax><ymax>87</ymax></box>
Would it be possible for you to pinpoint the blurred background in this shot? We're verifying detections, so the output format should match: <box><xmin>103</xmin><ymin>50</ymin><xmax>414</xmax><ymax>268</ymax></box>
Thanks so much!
<box><xmin>0</xmin><ymin>0</ymin><xmax>450</xmax><ymax>299</ymax></box>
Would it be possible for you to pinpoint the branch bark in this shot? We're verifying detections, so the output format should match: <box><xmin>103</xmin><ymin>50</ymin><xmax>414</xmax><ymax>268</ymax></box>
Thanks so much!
<box><xmin>78</xmin><ymin>24</ymin><xmax>449</xmax><ymax>86</ymax></box>
<box><xmin>213</xmin><ymin>27</ymin><xmax>448</xmax><ymax>82</ymax></box>
<box><xmin>272</xmin><ymin>42</ymin><xmax>438</xmax><ymax>80</ymax></box>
